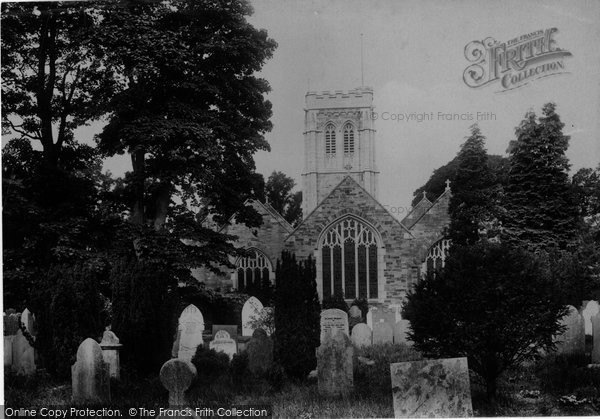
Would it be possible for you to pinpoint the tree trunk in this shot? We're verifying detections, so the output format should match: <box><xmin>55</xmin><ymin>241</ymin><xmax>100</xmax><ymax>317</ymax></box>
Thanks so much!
<box><xmin>131</xmin><ymin>149</ymin><xmax>146</xmax><ymax>226</ymax></box>
<box><xmin>152</xmin><ymin>183</ymin><xmax>171</xmax><ymax>231</ymax></box>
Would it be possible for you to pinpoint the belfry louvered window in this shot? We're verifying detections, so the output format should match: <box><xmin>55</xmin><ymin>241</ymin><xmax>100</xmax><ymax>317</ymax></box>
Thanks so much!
<box><xmin>343</xmin><ymin>123</ymin><xmax>355</xmax><ymax>154</ymax></box>
<box><xmin>325</xmin><ymin>124</ymin><xmax>336</xmax><ymax>155</ymax></box>
<box><xmin>321</xmin><ymin>217</ymin><xmax>378</xmax><ymax>300</ymax></box>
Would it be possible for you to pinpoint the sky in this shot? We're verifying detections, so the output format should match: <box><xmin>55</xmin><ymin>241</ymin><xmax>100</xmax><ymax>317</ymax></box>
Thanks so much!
<box><xmin>242</xmin><ymin>0</ymin><xmax>600</xmax><ymax>217</ymax></box>
<box><xmin>53</xmin><ymin>0</ymin><xmax>600</xmax><ymax>218</ymax></box>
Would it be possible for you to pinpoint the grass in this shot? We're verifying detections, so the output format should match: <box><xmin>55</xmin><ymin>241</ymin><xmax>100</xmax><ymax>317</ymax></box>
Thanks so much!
<box><xmin>6</xmin><ymin>345</ymin><xmax>600</xmax><ymax>417</ymax></box>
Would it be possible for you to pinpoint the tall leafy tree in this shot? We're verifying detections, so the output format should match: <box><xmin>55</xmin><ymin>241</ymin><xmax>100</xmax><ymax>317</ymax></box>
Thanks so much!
<box><xmin>503</xmin><ymin>104</ymin><xmax>580</xmax><ymax>250</ymax></box>
<box><xmin>265</xmin><ymin>171</ymin><xmax>302</xmax><ymax>225</ymax></box>
<box><xmin>448</xmin><ymin>124</ymin><xmax>498</xmax><ymax>245</ymax></box>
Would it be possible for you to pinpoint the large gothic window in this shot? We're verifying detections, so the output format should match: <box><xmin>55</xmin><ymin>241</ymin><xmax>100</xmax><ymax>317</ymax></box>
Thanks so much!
<box><xmin>343</xmin><ymin>123</ymin><xmax>355</xmax><ymax>154</ymax></box>
<box><xmin>325</xmin><ymin>124</ymin><xmax>336</xmax><ymax>155</ymax></box>
<box><xmin>236</xmin><ymin>249</ymin><xmax>272</xmax><ymax>291</ymax></box>
<box><xmin>321</xmin><ymin>217</ymin><xmax>379</xmax><ymax>300</ymax></box>
<box><xmin>422</xmin><ymin>239</ymin><xmax>451</xmax><ymax>277</ymax></box>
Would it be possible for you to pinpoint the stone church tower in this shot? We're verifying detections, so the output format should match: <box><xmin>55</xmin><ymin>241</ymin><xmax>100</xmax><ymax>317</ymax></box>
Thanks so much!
<box><xmin>301</xmin><ymin>87</ymin><xmax>379</xmax><ymax>216</ymax></box>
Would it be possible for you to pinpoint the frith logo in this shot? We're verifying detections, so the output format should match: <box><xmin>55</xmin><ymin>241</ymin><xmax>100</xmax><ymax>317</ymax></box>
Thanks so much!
<box><xmin>463</xmin><ymin>28</ymin><xmax>572</xmax><ymax>92</ymax></box>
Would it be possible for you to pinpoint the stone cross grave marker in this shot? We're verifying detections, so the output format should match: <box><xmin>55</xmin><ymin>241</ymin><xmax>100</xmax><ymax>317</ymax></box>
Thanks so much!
<box><xmin>72</xmin><ymin>338</ymin><xmax>110</xmax><ymax>404</ymax></box>
<box><xmin>100</xmin><ymin>327</ymin><xmax>122</xmax><ymax>379</ymax></box>
<box><xmin>351</xmin><ymin>323</ymin><xmax>372</xmax><ymax>348</ymax></box>
<box><xmin>320</xmin><ymin>309</ymin><xmax>349</xmax><ymax>343</ymax></box>
<box><xmin>390</xmin><ymin>357</ymin><xmax>473</xmax><ymax>418</ymax></box>
<box><xmin>209</xmin><ymin>330</ymin><xmax>237</xmax><ymax>360</ymax></box>
<box><xmin>555</xmin><ymin>305</ymin><xmax>585</xmax><ymax>355</ymax></box>
<box><xmin>373</xmin><ymin>321</ymin><xmax>393</xmax><ymax>345</ymax></box>
<box><xmin>160</xmin><ymin>359</ymin><xmax>197</xmax><ymax>407</ymax></box>
<box><xmin>242</xmin><ymin>297</ymin><xmax>264</xmax><ymax>337</ymax></box>
<box><xmin>177</xmin><ymin>304</ymin><xmax>205</xmax><ymax>362</ymax></box>
<box><xmin>248</xmin><ymin>328</ymin><xmax>274</xmax><ymax>375</ymax></box>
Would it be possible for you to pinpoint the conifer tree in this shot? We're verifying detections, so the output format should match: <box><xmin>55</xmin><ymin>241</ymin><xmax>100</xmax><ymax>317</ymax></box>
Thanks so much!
<box><xmin>274</xmin><ymin>251</ymin><xmax>320</xmax><ymax>378</ymax></box>
<box><xmin>448</xmin><ymin>124</ymin><xmax>498</xmax><ymax>245</ymax></box>
<box><xmin>503</xmin><ymin>103</ymin><xmax>580</xmax><ymax>250</ymax></box>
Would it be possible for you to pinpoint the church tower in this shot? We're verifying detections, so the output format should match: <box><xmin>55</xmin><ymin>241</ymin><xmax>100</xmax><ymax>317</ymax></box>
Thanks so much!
<box><xmin>302</xmin><ymin>87</ymin><xmax>379</xmax><ymax>216</ymax></box>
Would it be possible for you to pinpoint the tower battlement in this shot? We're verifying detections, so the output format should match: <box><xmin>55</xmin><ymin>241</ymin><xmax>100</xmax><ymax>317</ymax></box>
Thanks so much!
<box><xmin>305</xmin><ymin>87</ymin><xmax>373</xmax><ymax>109</ymax></box>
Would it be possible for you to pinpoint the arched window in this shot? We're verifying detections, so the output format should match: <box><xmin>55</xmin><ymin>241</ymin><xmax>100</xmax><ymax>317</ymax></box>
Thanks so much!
<box><xmin>325</xmin><ymin>124</ymin><xmax>336</xmax><ymax>155</ymax></box>
<box><xmin>320</xmin><ymin>217</ymin><xmax>379</xmax><ymax>300</ymax></box>
<box><xmin>236</xmin><ymin>249</ymin><xmax>272</xmax><ymax>290</ymax></box>
<box><xmin>422</xmin><ymin>239</ymin><xmax>451</xmax><ymax>278</ymax></box>
<box><xmin>343</xmin><ymin>123</ymin><xmax>355</xmax><ymax>154</ymax></box>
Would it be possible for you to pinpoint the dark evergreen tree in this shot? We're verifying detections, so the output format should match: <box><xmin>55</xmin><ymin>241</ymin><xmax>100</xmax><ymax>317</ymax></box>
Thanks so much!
<box><xmin>321</xmin><ymin>290</ymin><xmax>349</xmax><ymax>312</ymax></box>
<box><xmin>274</xmin><ymin>252</ymin><xmax>320</xmax><ymax>379</ymax></box>
<box><xmin>448</xmin><ymin>124</ymin><xmax>498</xmax><ymax>245</ymax></box>
<box><xmin>403</xmin><ymin>242</ymin><xmax>568</xmax><ymax>399</ymax></box>
<box><xmin>503</xmin><ymin>104</ymin><xmax>581</xmax><ymax>250</ymax></box>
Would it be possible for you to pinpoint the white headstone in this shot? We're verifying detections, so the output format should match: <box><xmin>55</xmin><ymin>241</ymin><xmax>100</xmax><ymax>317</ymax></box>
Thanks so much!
<box><xmin>209</xmin><ymin>330</ymin><xmax>237</xmax><ymax>360</ymax></box>
<box><xmin>320</xmin><ymin>309</ymin><xmax>349</xmax><ymax>343</ymax></box>
<box><xmin>177</xmin><ymin>304</ymin><xmax>205</xmax><ymax>361</ymax></box>
<box><xmin>351</xmin><ymin>323</ymin><xmax>372</xmax><ymax>348</ymax></box>
<box><xmin>71</xmin><ymin>338</ymin><xmax>110</xmax><ymax>403</ymax></box>
<box><xmin>583</xmin><ymin>300</ymin><xmax>600</xmax><ymax>335</ymax></box>
<box><xmin>100</xmin><ymin>328</ymin><xmax>122</xmax><ymax>379</ymax></box>
<box><xmin>242</xmin><ymin>297</ymin><xmax>264</xmax><ymax>337</ymax></box>
<box><xmin>21</xmin><ymin>308</ymin><xmax>35</xmax><ymax>336</ymax></box>
<box><xmin>592</xmin><ymin>313</ymin><xmax>600</xmax><ymax>363</ymax></box>
<box><xmin>366</xmin><ymin>308</ymin><xmax>374</xmax><ymax>329</ymax></box>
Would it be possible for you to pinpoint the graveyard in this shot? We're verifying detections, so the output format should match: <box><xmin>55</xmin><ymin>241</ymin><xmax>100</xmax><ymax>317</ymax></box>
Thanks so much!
<box><xmin>5</xmin><ymin>297</ymin><xmax>600</xmax><ymax>417</ymax></box>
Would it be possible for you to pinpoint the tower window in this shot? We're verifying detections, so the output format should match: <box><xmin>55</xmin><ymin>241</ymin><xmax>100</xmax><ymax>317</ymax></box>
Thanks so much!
<box><xmin>343</xmin><ymin>123</ymin><xmax>355</xmax><ymax>154</ymax></box>
<box><xmin>325</xmin><ymin>124</ymin><xmax>336</xmax><ymax>155</ymax></box>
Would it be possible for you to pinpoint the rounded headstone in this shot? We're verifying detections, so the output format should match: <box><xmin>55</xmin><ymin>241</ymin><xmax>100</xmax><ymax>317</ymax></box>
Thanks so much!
<box><xmin>242</xmin><ymin>297</ymin><xmax>264</xmax><ymax>337</ymax></box>
<box><xmin>349</xmin><ymin>306</ymin><xmax>362</xmax><ymax>318</ymax></box>
<box><xmin>160</xmin><ymin>359</ymin><xmax>197</xmax><ymax>393</ymax></box>
<box><xmin>351</xmin><ymin>323</ymin><xmax>372</xmax><ymax>348</ymax></box>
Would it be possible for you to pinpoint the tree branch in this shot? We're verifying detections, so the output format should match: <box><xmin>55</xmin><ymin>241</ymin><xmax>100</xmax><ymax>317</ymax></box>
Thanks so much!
<box><xmin>6</xmin><ymin>119</ymin><xmax>41</xmax><ymax>141</ymax></box>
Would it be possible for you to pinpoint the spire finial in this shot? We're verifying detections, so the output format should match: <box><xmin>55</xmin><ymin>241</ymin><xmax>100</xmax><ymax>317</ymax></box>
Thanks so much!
<box><xmin>360</xmin><ymin>33</ymin><xmax>365</xmax><ymax>87</ymax></box>
<box><xmin>445</xmin><ymin>179</ymin><xmax>451</xmax><ymax>191</ymax></box>
<box><xmin>265</xmin><ymin>195</ymin><xmax>270</xmax><ymax>205</ymax></box>
<box><xmin>422</xmin><ymin>190</ymin><xmax>427</xmax><ymax>199</ymax></box>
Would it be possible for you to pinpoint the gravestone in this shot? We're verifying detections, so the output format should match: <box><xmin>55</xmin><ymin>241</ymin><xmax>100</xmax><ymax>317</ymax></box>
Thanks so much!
<box><xmin>160</xmin><ymin>359</ymin><xmax>197</xmax><ymax>407</ymax></box>
<box><xmin>592</xmin><ymin>313</ymin><xmax>600</xmax><ymax>363</ymax></box>
<box><xmin>100</xmin><ymin>327</ymin><xmax>122</xmax><ymax>379</ymax></box>
<box><xmin>21</xmin><ymin>308</ymin><xmax>35</xmax><ymax>336</ymax></box>
<box><xmin>211</xmin><ymin>325</ymin><xmax>238</xmax><ymax>340</ymax></box>
<box><xmin>373</xmin><ymin>322</ymin><xmax>393</xmax><ymax>345</ymax></box>
<box><xmin>366</xmin><ymin>308</ymin><xmax>374</xmax><ymax>329</ymax></box>
<box><xmin>393</xmin><ymin>320</ymin><xmax>412</xmax><ymax>346</ymax></box>
<box><xmin>71</xmin><ymin>338</ymin><xmax>110</xmax><ymax>404</ymax></box>
<box><xmin>317</xmin><ymin>330</ymin><xmax>354</xmax><ymax>397</ymax></box>
<box><xmin>583</xmin><ymin>300</ymin><xmax>600</xmax><ymax>335</ymax></box>
<box><xmin>372</xmin><ymin>307</ymin><xmax>396</xmax><ymax>326</ymax></box>
<box><xmin>348</xmin><ymin>305</ymin><xmax>363</xmax><ymax>330</ymax></box>
<box><xmin>351</xmin><ymin>323</ymin><xmax>372</xmax><ymax>348</ymax></box>
<box><xmin>390</xmin><ymin>357</ymin><xmax>473</xmax><ymax>418</ymax></box>
<box><xmin>5</xmin><ymin>313</ymin><xmax>21</xmax><ymax>336</ymax></box>
<box><xmin>248</xmin><ymin>328</ymin><xmax>273</xmax><ymax>375</ymax></box>
<box><xmin>320</xmin><ymin>309</ymin><xmax>349</xmax><ymax>343</ymax></box>
<box><xmin>4</xmin><ymin>335</ymin><xmax>14</xmax><ymax>367</ymax></box>
<box><xmin>177</xmin><ymin>304</ymin><xmax>205</xmax><ymax>361</ymax></box>
<box><xmin>12</xmin><ymin>329</ymin><xmax>35</xmax><ymax>375</ymax></box>
<box><xmin>209</xmin><ymin>330</ymin><xmax>237</xmax><ymax>360</ymax></box>
<box><xmin>555</xmin><ymin>305</ymin><xmax>585</xmax><ymax>355</ymax></box>
<box><xmin>242</xmin><ymin>297</ymin><xmax>264</xmax><ymax>337</ymax></box>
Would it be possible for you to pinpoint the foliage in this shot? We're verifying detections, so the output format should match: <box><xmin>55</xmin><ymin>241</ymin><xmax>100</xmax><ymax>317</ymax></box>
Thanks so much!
<box><xmin>265</xmin><ymin>171</ymin><xmax>303</xmax><ymax>226</ymax></box>
<box><xmin>321</xmin><ymin>291</ymin><xmax>349</xmax><ymax>312</ymax></box>
<box><xmin>32</xmin><ymin>262</ymin><xmax>108</xmax><ymax>379</ymax></box>
<box><xmin>572</xmin><ymin>164</ymin><xmax>600</xmax><ymax>239</ymax></box>
<box><xmin>179</xmin><ymin>284</ymin><xmax>248</xmax><ymax>327</ymax></box>
<box><xmin>403</xmin><ymin>241</ymin><xmax>569</xmax><ymax>399</ymax></box>
<box><xmin>111</xmin><ymin>257</ymin><xmax>178</xmax><ymax>374</ymax></box>
<box><xmin>274</xmin><ymin>252</ymin><xmax>320</xmax><ymax>379</ymax></box>
<box><xmin>231</xmin><ymin>351</ymin><xmax>250</xmax><ymax>378</ymax></box>
<box><xmin>502</xmin><ymin>103</ymin><xmax>581</xmax><ymax>251</ymax></box>
<box><xmin>191</xmin><ymin>345</ymin><xmax>231</xmax><ymax>384</ymax></box>
<box><xmin>448</xmin><ymin>124</ymin><xmax>500</xmax><ymax>245</ymax></box>
<box><xmin>354</xmin><ymin>343</ymin><xmax>422</xmax><ymax>396</ymax></box>
<box><xmin>248</xmin><ymin>307</ymin><xmax>275</xmax><ymax>336</ymax></box>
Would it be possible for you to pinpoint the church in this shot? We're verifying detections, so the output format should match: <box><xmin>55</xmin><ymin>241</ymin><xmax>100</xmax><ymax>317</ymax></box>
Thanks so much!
<box><xmin>196</xmin><ymin>87</ymin><xmax>451</xmax><ymax>311</ymax></box>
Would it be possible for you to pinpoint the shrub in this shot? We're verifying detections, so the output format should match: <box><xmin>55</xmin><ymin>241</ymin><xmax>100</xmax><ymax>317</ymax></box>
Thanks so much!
<box><xmin>191</xmin><ymin>345</ymin><xmax>230</xmax><ymax>384</ymax></box>
<box><xmin>231</xmin><ymin>351</ymin><xmax>249</xmax><ymax>378</ymax></box>
<box><xmin>355</xmin><ymin>343</ymin><xmax>422</xmax><ymax>396</ymax></box>
<box><xmin>111</xmin><ymin>258</ymin><xmax>178</xmax><ymax>374</ymax></box>
<box><xmin>403</xmin><ymin>241</ymin><xmax>569</xmax><ymax>399</ymax></box>
<box><xmin>274</xmin><ymin>252</ymin><xmax>320</xmax><ymax>379</ymax></box>
<box><xmin>32</xmin><ymin>262</ymin><xmax>107</xmax><ymax>379</ymax></box>
<box><xmin>322</xmin><ymin>291</ymin><xmax>349</xmax><ymax>312</ymax></box>
<box><xmin>537</xmin><ymin>354</ymin><xmax>600</xmax><ymax>394</ymax></box>
<box><xmin>179</xmin><ymin>284</ymin><xmax>247</xmax><ymax>327</ymax></box>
